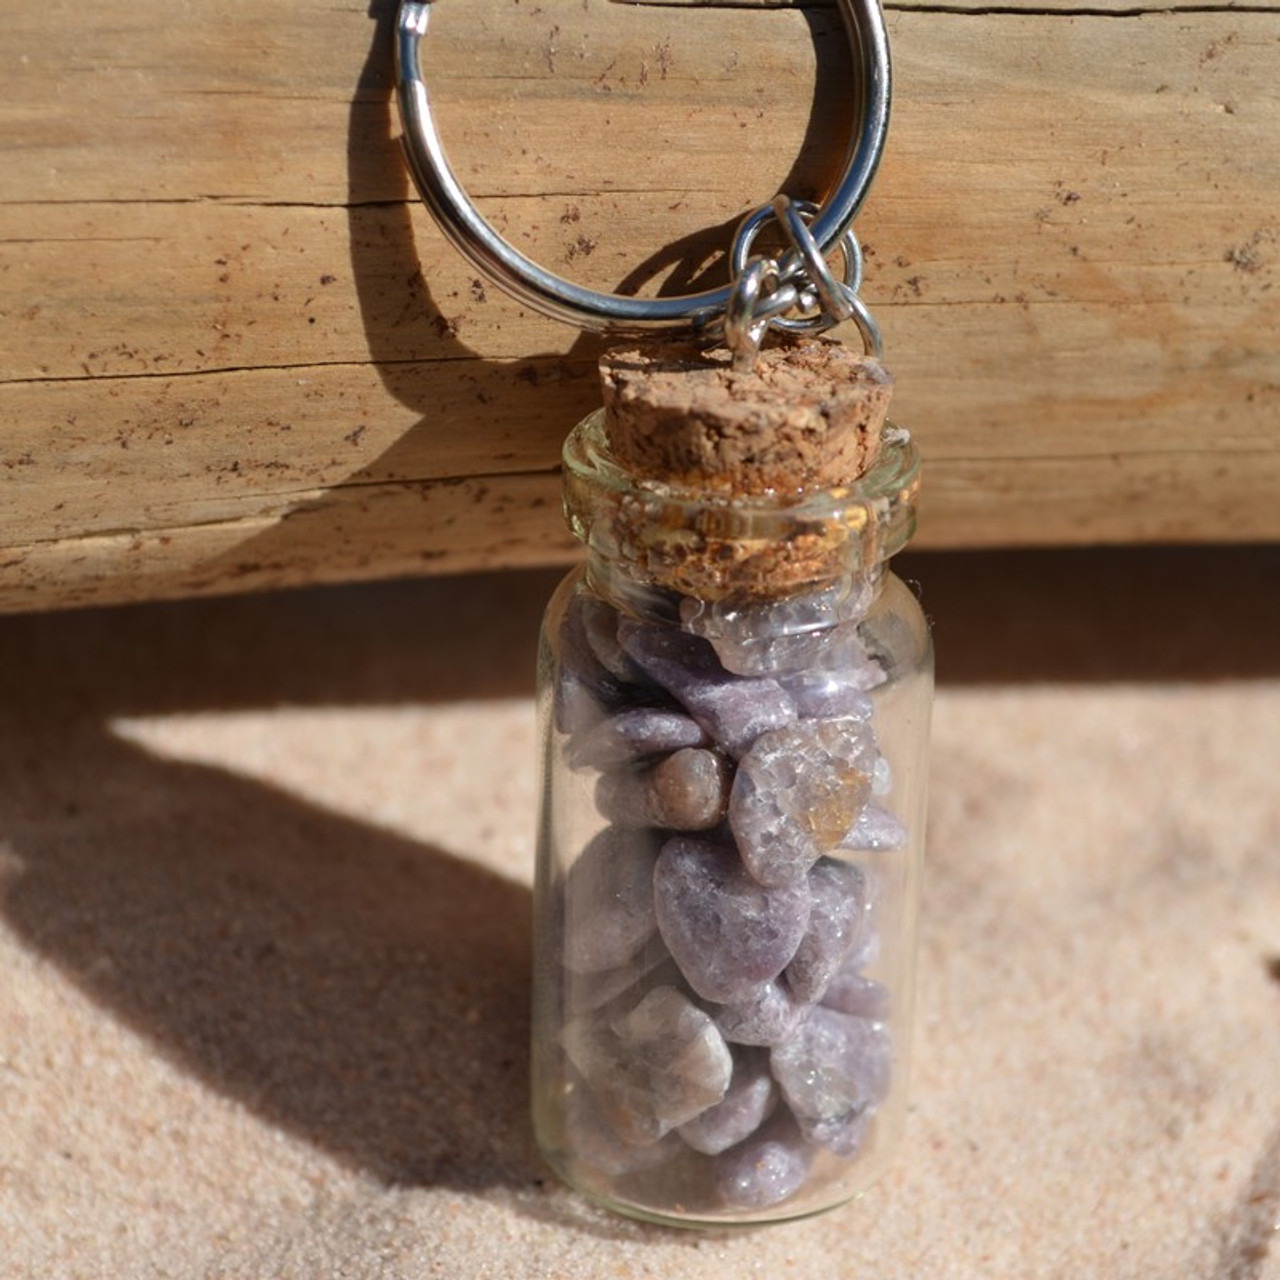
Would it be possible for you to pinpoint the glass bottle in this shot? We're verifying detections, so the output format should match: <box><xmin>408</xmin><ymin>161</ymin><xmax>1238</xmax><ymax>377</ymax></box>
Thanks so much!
<box><xmin>532</xmin><ymin>407</ymin><xmax>932</xmax><ymax>1227</ymax></box>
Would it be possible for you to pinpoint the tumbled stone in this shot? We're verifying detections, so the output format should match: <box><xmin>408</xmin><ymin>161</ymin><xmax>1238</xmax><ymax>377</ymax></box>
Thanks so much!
<box><xmin>770</xmin><ymin>1007</ymin><xmax>891</xmax><ymax>1134</ymax></box>
<box><xmin>801</xmin><ymin>1107</ymin><xmax>871</xmax><ymax>1159</ymax></box>
<box><xmin>616</xmin><ymin>619</ymin><xmax>796</xmax><ymax>758</ymax></box>
<box><xmin>729</xmin><ymin>719</ymin><xmax>878</xmax><ymax>887</ymax></box>
<box><xmin>715</xmin><ymin>1110</ymin><xmax>812</xmax><ymax>1210</ymax></box>
<box><xmin>678</xmin><ymin>1048</ymin><xmax>777</xmax><ymax>1155</ymax></box>
<box><xmin>596</xmin><ymin>748</ymin><xmax>731</xmax><ymax>831</ymax></box>
<box><xmin>784</xmin><ymin>859</ymin><xmax>874</xmax><ymax>1004</ymax></box>
<box><xmin>566</xmin><ymin>946</ymin><xmax>674</xmax><ymax>1015</ymax></box>
<box><xmin>578</xmin><ymin>594</ymin><xmax>645</xmax><ymax>683</ymax></box>
<box><xmin>679</xmin><ymin>579</ymin><xmax>878</xmax><ymax>678</ymax></box>
<box><xmin>820</xmin><ymin>965</ymin><xmax>889</xmax><ymax>1021</ymax></box>
<box><xmin>563</xmin><ymin>1068</ymin><xmax>684</xmax><ymax>1175</ymax></box>
<box><xmin>555</xmin><ymin>594</ymin><xmax>636</xmax><ymax>736</ymax></box>
<box><xmin>783</xmin><ymin>675</ymin><xmax>875</xmax><ymax>722</ymax></box>
<box><xmin>777</xmin><ymin>623</ymin><xmax>885</xmax><ymax>712</ymax></box>
<box><xmin>840</xmin><ymin>802</ymin><xmax>907</xmax><ymax>852</ymax></box>
<box><xmin>712</xmin><ymin>978</ymin><xmax>803</xmax><ymax>1047</ymax></box>
<box><xmin>567</xmin><ymin>706</ymin><xmax>709</xmax><ymax>771</ymax></box>
<box><xmin>562</xmin><ymin>985</ymin><xmax>733</xmax><ymax>1144</ymax></box>
<box><xmin>654</xmin><ymin>837</ymin><xmax>811</xmax><ymax>1004</ymax></box>
<box><xmin>561</xmin><ymin>827</ymin><xmax>661</xmax><ymax>974</ymax></box>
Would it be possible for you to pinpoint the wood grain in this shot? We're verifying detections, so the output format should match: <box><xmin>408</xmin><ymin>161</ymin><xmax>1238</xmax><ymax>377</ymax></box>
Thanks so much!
<box><xmin>2</xmin><ymin>0</ymin><xmax>1277</xmax><ymax>611</ymax></box>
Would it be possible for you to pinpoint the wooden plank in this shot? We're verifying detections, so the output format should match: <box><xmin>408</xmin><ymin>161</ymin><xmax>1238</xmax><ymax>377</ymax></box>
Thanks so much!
<box><xmin>2</xmin><ymin>0</ymin><xmax>1278</xmax><ymax>611</ymax></box>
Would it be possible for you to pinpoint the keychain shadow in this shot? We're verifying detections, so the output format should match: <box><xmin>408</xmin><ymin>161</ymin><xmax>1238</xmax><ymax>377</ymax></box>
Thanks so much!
<box><xmin>0</xmin><ymin>719</ymin><xmax>538</xmax><ymax>1192</ymax></box>
<box><xmin>0</xmin><ymin>573</ymin><xmax>699</xmax><ymax>1242</ymax></box>
<box><xmin>189</xmin><ymin>0</ymin><xmax>856</xmax><ymax>584</ymax></box>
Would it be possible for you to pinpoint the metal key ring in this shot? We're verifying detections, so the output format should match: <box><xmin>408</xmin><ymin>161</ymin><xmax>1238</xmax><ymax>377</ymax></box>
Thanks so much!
<box><xmin>395</xmin><ymin>0</ymin><xmax>890</xmax><ymax>334</ymax></box>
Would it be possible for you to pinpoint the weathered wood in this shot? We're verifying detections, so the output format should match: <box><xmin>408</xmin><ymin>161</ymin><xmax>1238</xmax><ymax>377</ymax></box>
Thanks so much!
<box><xmin>2</xmin><ymin>0</ymin><xmax>1278</xmax><ymax>612</ymax></box>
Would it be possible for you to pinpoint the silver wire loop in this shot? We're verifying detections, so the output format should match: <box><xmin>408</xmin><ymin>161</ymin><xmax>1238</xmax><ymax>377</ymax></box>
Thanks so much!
<box><xmin>394</xmin><ymin>0</ymin><xmax>890</xmax><ymax>334</ymax></box>
<box><xmin>726</xmin><ymin>195</ymin><xmax>883</xmax><ymax>360</ymax></box>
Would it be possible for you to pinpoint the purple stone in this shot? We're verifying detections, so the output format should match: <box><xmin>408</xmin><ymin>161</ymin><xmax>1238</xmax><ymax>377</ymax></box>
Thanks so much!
<box><xmin>783</xmin><ymin>858</ymin><xmax>874</xmax><ymax>1004</ymax></box>
<box><xmin>561</xmin><ymin>827</ymin><xmax>661</xmax><ymax>974</ymax></box>
<box><xmin>802</xmin><ymin>1107</ymin><xmax>871</xmax><ymax>1159</ymax></box>
<box><xmin>616</xmin><ymin>619</ymin><xmax>796</xmax><ymax>758</ymax></box>
<box><xmin>562</xmin><ymin>1069</ymin><xmax>684</xmax><ymax>1174</ymax></box>
<box><xmin>679</xmin><ymin>580</ymin><xmax>878</xmax><ymax>678</ymax></box>
<box><xmin>567</xmin><ymin>707</ymin><xmax>709</xmax><ymax>771</ymax></box>
<box><xmin>562</xmin><ymin>985</ymin><xmax>733</xmax><ymax>1144</ymax></box>
<box><xmin>712</xmin><ymin>978</ymin><xmax>804</xmax><ymax>1047</ymax></box>
<box><xmin>566</xmin><ymin>946</ymin><xmax>674</xmax><ymax>1015</ymax></box>
<box><xmin>770</xmin><ymin>1007</ymin><xmax>892</xmax><ymax>1137</ymax></box>
<box><xmin>653</xmin><ymin>836</ymin><xmax>811</xmax><ymax>1004</ymax></box>
<box><xmin>715</xmin><ymin>1110</ymin><xmax>812</xmax><ymax>1210</ymax></box>
<box><xmin>840</xmin><ymin>802</ymin><xmax>908</xmax><ymax>853</ymax></box>
<box><xmin>778</xmin><ymin>625</ymin><xmax>885</xmax><ymax>717</ymax></box>
<box><xmin>678</xmin><ymin>1049</ymin><xmax>778</xmax><ymax>1155</ymax></box>
<box><xmin>820</xmin><ymin>965</ymin><xmax>890</xmax><ymax>1021</ymax></box>
<box><xmin>595</xmin><ymin>747</ymin><xmax>731</xmax><ymax>831</ymax></box>
<box><xmin>729</xmin><ymin>718</ymin><xmax>878</xmax><ymax>888</ymax></box>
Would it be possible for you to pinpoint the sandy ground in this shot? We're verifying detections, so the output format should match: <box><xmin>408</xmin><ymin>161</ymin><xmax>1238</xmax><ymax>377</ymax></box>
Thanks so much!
<box><xmin>1</xmin><ymin>547</ymin><xmax>1277</xmax><ymax>1279</ymax></box>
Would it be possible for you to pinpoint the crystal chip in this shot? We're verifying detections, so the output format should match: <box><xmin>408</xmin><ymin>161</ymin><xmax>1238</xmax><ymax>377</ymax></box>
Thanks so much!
<box><xmin>678</xmin><ymin>1048</ymin><xmax>777</xmax><ymax>1155</ymax></box>
<box><xmin>783</xmin><ymin>858</ymin><xmax>874</xmax><ymax>1004</ymax></box>
<box><xmin>561</xmin><ymin>827</ymin><xmax>660</xmax><ymax>974</ymax></box>
<box><xmin>729</xmin><ymin>719</ymin><xmax>878</xmax><ymax>887</ymax></box>
<box><xmin>653</xmin><ymin>836</ymin><xmax>811</xmax><ymax>1004</ymax></box>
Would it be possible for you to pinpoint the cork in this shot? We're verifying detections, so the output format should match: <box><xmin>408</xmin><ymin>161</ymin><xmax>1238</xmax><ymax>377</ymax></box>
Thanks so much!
<box><xmin>600</xmin><ymin>338</ymin><xmax>893</xmax><ymax>497</ymax></box>
<box><xmin>594</xmin><ymin>338</ymin><xmax>895</xmax><ymax>602</ymax></box>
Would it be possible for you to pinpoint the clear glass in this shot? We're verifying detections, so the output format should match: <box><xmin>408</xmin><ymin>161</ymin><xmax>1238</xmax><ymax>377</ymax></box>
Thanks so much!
<box><xmin>532</xmin><ymin>411</ymin><xmax>932</xmax><ymax>1227</ymax></box>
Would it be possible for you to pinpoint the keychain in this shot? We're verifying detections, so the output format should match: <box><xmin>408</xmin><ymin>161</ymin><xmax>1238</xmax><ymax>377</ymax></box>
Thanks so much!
<box><xmin>396</xmin><ymin>0</ymin><xmax>932</xmax><ymax>1226</ymax></box>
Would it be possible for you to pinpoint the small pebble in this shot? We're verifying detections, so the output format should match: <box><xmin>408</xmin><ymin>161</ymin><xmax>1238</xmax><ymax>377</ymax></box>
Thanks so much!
<box><xmin>770</xmin><ymin>1006</ymin><xmax>891</xmax><ymax>1134</ymax></box>
<box><xmin>784</xmin><ymin>859</ymin><xmax>874</xmax><ymax>1004</ymax></box>
<box><xmin>820</xmin><ymin>960</ymin><xmax>890</xmax><ymax>1021</ymax></box>
<box><xmin>715</xmin><ymin>1110</ymin><xmax>812</xmax><ymax>1210</ymax></box>
<box><xmin>562</xmin><ymin>986</ymin><xmax>734</xmax><ymax>1144</ymax></box>
<box><xmin>712</xmin><ymin>978</ymin><xmax>803</xmax><ymax>1047</ymax></box>
<box><xmin>567</xmin><ymin>706</ymin><xmax>709</xmax><ymax>770</ymax></box>
<box><xmin>801</xmin><ymin>1107</ymin><xmax>871</xmax><ymax>1159</ymax></box>
<box><xmin>679</xmin><ymin>580</ymin><xmax>877</xmax><ymax>678</ymax></box>
<box><xmin>840</xmin><ymin>802</ymin><xmax>908</xmax><ymax>852</ymax></box>
<box><xmin>617</xmin><ymin>619</ymin><xmax>796</xmax><ymax>758</ymax></box>
<box><xmin>562</xmin><ymin>827</ymin><xmax>660</xmax><ymax>973</ymax></box>
<box><xmin>729</xmin><ymin>719</ymin><xmax>878</xmax><ymax>887</ymax></box>
<box><xmin>678</xmin><ymin>1048</ymin><xmax>777</xmax><ymax>1155</ymax></box>
<box><xmin>596</xmin><ymin>747</ymin><xmax>731</xmax><ymax>831</ymax></box>
<box><xmin>654</xmin><ymin>836</ymin><xmax>812</xmax><ymax>1004</ymax></box>
<box><xmin>562</xmin><ymin>1069</ymin><xmax>684</xmax><ymax>1175</ymax></box>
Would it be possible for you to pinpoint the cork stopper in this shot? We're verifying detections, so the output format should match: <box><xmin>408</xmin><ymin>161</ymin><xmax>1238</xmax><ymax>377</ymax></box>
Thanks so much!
<box><xmin>600</xmin><ymin>338</ymin><xmax>893</xmax><ymax>497</ymax></box>
<box><xmin>580</xmin><ymin>338</ymin><xmax>898</xmax><ymax>603</ymax></box>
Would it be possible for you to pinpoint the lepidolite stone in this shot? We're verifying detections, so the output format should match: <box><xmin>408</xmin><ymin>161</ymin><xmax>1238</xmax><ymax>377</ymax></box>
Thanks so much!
<box><xmin>840</xmin><ymin>802</ymin><xmax>907</xmax><ymax>853</ymax></box>
<box><xmin>677</xmin><ymin>1048</ymin><xmax>777</xmax><ymax>1155</ymax></box>
<box><xmin>715</xmin><ymin>1111</ymin><xmax>812</xmax><ymax>1210</ymax></box>
<box><xmin>596</xmin><ymin>747</ymin><xmax>731</xmax><ymax>831</ymax></box>
<box><xmin>561</xmin><ymin>827</ymin><xmax>661</xmax><ymax>974</ymax></box>
<box><xmin>820</xmin><ymin>965</ymin><xmax>889</xmax><ymax>1021</ymax></box>
<box><xmin>563</xmin><ymin>1068</ymin><xmax>684</xmax><ymax>1177</ymax></box>
<box><xmin>562</xmin><ymin>985</ymin><xmax>733</xmax><ymax>1144</ymax></box>
<box><xmin>654</xmin><ymin>837</ymin><xmax>811</xmax><ymax>1004</ymax></box>
<box><xmin>568</xmin><ymin>706</ymin><xmax>709</xmax><ymax>770</ymax></box>
<box><xmin>679</xmin><ymin>580</ymin><xmax>877</xmax><ymax>678</ymax></box>
<box><xmin>784</xmin><ymin>859</ymin><xmax>874</xmax><ymax>1004</ymax></box>
<box><xmin>617</xmin><ymin>619</ymin><xmax>796</xmax><ymax>758</ymax></box>
<box><xmin>770</xmin><ymin>1007</ymin><xmax>891</xmax><ymax>1142</ymax></box>
<box><xmin>712</xmin><ymin>978</ymin><xmax>803</xmax><ymax>1047</ymax></box>
<box><xmin>729</xmin><ymin>719</ymin><xmax>878</xmax><ymax>887</ymax></box>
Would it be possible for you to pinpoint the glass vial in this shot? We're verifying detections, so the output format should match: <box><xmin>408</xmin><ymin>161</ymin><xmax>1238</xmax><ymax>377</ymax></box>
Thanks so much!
<box><xmin>532</xmin><ymin>408</ymin><xmax>932</xmax><ymax>1226</ymax></box>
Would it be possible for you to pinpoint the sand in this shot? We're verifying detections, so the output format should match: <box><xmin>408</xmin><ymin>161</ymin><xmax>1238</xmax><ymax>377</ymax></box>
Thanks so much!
<box><xmin>1</xmin><ymin>547</ymin><xmax>1277</xmax><ymax>1279</ymax></box>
